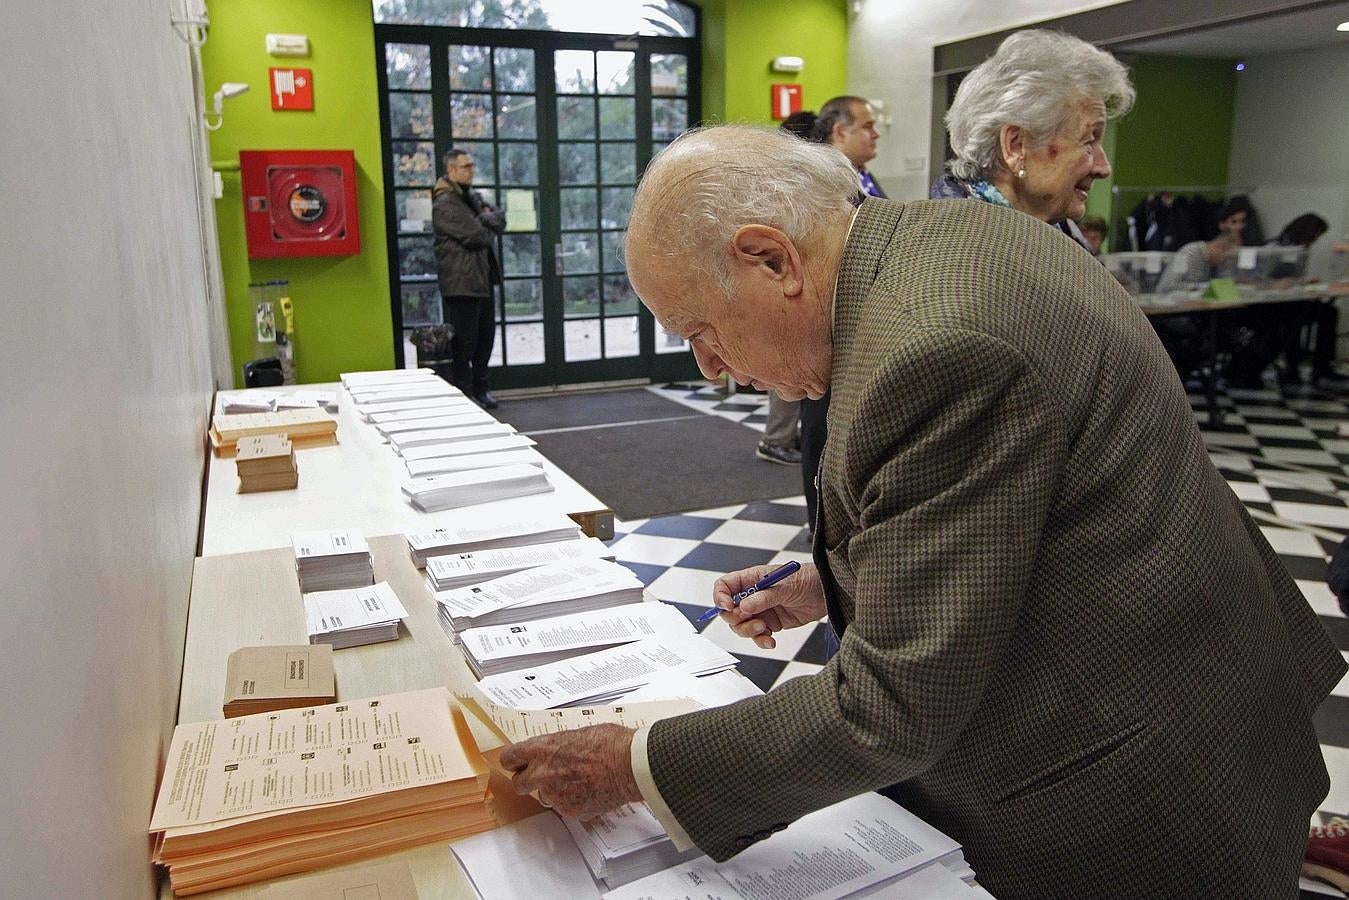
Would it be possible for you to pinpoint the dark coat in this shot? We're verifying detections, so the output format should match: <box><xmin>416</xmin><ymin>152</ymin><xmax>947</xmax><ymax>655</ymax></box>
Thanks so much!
<box><xmin>432</xmin><ymin>177</ymin><xmax>506</xmax><ymax>299</ymax></box>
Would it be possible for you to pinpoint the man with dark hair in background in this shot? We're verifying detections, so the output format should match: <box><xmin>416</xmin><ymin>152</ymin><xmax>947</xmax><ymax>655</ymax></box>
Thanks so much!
<box><xmin>433</xmin><ymin>148</ymin><xmax>507</xmax><ymax>409</ymax></box>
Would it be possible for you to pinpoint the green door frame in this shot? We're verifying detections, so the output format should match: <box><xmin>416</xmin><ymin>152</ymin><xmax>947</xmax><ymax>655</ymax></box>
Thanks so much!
<box><xmin>374</xmin><ymin>23</ymin><xmax>703</xmax><ymax>389</ymax></box>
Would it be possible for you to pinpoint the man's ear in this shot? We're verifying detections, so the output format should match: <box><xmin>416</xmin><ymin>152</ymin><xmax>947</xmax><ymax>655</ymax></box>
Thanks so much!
<box><xmin>729</xmin><ymin>224</ymin><xmax>804</xmax><ymax>296</ymax></box>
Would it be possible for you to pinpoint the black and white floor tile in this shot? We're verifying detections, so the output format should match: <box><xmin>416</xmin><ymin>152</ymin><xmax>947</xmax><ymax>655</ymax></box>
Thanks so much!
<box><xmin>631</xmin><ymin>379</ymin><xmax>1349</xmax><ymax>894</ymax></box>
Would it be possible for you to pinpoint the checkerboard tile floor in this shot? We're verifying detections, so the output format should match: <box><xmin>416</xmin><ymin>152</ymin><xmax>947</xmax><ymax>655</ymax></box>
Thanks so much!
<box><xmin>633</xmin><ymin>379</ymin><xmax>1349</xmax><ymax>894</ymax></box>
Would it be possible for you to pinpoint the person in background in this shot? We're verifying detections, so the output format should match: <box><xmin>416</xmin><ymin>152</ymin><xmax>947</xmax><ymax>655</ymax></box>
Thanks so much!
<box><xmin>1154</xmin><ymin>196</ymin><xmax>1251</xmax><ymax>294</ymax></box>
<box><xmin>1079</xmin><ymin>214</ymin><xmax>1109</xmax><ymax>256</ymax></box>
<box><xmin>433</xmin><ymin>148</ymin><xmax>507</xmax><ymax>409</ymax></box>
<box><xmin>755</xmin><ymin>111</ymin><xmax>819</xmax><ymax>468</ymax></box>
<box><xmin>1273</xmin><ymin>213</ymin><xmax>1340</xmax><ymax>386</ymax></box>
<box><xmin>933</xmin><ymin>29</ymin><xmax>1132</xmax><ymax>253</ymax></box>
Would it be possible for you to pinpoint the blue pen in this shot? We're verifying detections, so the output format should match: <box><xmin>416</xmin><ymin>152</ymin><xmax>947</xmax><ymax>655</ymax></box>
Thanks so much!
<box><xmin>696</xmin><ymin>560</ymin><xmax>801</xmax><ymax>623</ymax></box>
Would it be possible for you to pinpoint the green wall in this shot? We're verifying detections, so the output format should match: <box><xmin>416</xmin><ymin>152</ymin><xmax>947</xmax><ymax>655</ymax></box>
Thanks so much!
<box><xmin>203</xmin><ymin>1</ymin><xmax>849</xmax><ymax>382</ymax></box>
<box><xmin>203</xmin><ymin>0</ymin><xmax>393</xmax><ymax>384</ymax></box>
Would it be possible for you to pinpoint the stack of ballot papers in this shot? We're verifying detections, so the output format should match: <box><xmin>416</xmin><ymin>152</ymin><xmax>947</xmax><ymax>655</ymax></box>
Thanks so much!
<box><xmin>209</xmin><ymin>408</ymin><xmax>337</xmax><ymax>455</ymax></box>
<box><xmin>407</xmin><ymin>515</ymin><xmax>583</xmax><ymax>567</ymax></box>
<box><xmin>459</xmin><ymin>601</ymin><xmax>694</xmax><ymax>677</ymax></box>
<box><xmin>374</xmin><ymin>410</ymin><xmax>495</xmax><ymax>437</ymax></box>
<box><xmin>406</xmin><ymin>448</ymin><xmax>545</xmax><ymax>479</ymax></box>
<box><xmin>291</xmin><ymin>529</ymin><xmax>375</xmax><ymax>593</ymax></box>
<box><xmin>304</xmin><ymin>581</ymin><xmax>409</xmax><ymax>649</ymax></box>
<box><xmin>149</xmin><ymin>688</ymin><xmax>494</xmax><ymax>896</ymax></box>
<box><xmin>436</xmin><ymin>558</ymin><xmax>645</xmax><ymax>635</ymax></box>
<box><xmin>357</xmin><ymin>394</ymin><xmax>478</xmax><ymax>421</ymax></box>
<box><xmin>222</xmin><ymin>644</ymin><xmax>336</xmax><ymax>717</ymax></box>
<box><xmin>475</xmin><ymin>634</ymin><xmax>738</xmax><ymax>708</ymax></box>
<box><xmin>402</xmin><ymin>464</ymin><xmax>554</xmax><ymax>512</ymax></box>
<box><xmin>400</xmin><ymin>434</ymin><xmax>538</xmax><ymax>462</ymax></box>
<box><xmin>387</xmin><ymin>421</ymin><xmax>517</xmax><ymax>453</ymax></box>
<box><xmin>222</xmin><ymin>390</ymin><xmax>339</xmax><ymax>414</ymax></box>
<box><xmin>234</xmin><ymin>434</ymin><xmax>298</xmax><ymax>493</ymax></box>
<box><xmin>563</xmin><ymin>803</ymin><xmax>703</xmax><ymax>891</ymax></box>
<box><xmin>602</xmin><ymin>792</ymin><xmax>980</xmax><ymax>900</ymax></box>
<box><xmin>425</xmin><ymin>536</ymin><xmax>612</xmax><ymax>591</ymax></box>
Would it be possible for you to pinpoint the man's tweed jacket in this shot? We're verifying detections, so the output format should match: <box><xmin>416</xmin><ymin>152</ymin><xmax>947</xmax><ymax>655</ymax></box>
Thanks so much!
<box><xmin>647</xmin><ymin>198</ymin><xmax>1345</xmax><ymax>898</ymax></box>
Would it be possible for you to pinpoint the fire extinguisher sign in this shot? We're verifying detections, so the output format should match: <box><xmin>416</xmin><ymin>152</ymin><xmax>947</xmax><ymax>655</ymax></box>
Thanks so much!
<box><xmin>270</xmin><ymin>68</ymin><xmax>314</xmax><ymax>111</ymax></box>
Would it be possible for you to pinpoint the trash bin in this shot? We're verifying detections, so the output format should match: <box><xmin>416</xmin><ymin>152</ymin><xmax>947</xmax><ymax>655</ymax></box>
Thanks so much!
<box><xmin>408</xmin><ymin>324</ymin><xmax>454</xmax><ymax>383</ymax></box>
<box><xmin>242</xmin><ymin>357</ymin><xmax>284</xmax><ymax>388</ymax></box>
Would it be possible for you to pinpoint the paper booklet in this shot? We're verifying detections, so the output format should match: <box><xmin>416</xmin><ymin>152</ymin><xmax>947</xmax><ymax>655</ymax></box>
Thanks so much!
<box><xmin>375</xmin><ymin>410</ymin><xmax>495</xmax><ymax>435</ymax></box>
<box><xmin>475</xmin><ymin>634</ymin><xmax>738</xmax><ymax>709</ymax></box>
<box><xmin>425</xmin><ymin>535</ymin><xmax>613</xmax><ymax>591</ymax></box>
<box><xmin>434</xmin><ymin>558</ymin><xmax>644</xmax><ymax>633</ymax></box>
<box><xmin>406</xmin><ymin>514</ymin><xmax>582</xmax><ymax>567</ymax></box>
<box><xmin>303</xmin><ymin>581</ymin><xmax>409</xmax><ymax>649</ymax></box>
<box><xmin>459</xmin><ymin>601</ymin><xmax>694</xmax><ymax>677</ymax></box>
<box><xmin>387</xmin><ymin>422</ymin><xmax>516</xmax><ymax>452</ymax></box>
<box><xmin>399</xmin><ymin>434</ymin><xmax>537</xmax><ymax>461</ymax></box>
<box><xmin>406</xmin><ymin>449</ymin><xmax>545</xmax><ymax>479</ymax></box>
<box><xmin>602</xmin><ymin>792</ymin><xmax>972</xmax><ymax>900</ymax></box>
<box><xmin>402</xmin><ymin>464</ymin><xmax>553</xmax><ymax>512</ymax></box>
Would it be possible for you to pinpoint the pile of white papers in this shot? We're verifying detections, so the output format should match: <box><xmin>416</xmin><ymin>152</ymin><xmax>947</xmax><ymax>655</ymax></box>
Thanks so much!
<box><xmin>426</xmin><ymin>536</ymin><xmax>613</xmax><ymax>591</ymax></box>
<box><xmin>388</xmin><ymin>422</ymin><xmax>517</xmax><ymax>453</ymax></box>
<box><xmin>436</xmin><ymin>559</ymin><xmax>645</xmax><ymax>634</ymax></box>
<box><xmin>475</xmin><ymin>634</ymin><xmax>738</xmax><ymax>708</ymax></box>
<box><xmin>375</xmin><ymin>411</ymin><xmax>495</xmax><ymax>437</ymax></box>
<box><xmin>604</xmin><ymin>793</ymin><xmax>980</xmax><ymax>900</ymax></box>
<box><xmin>459</xmin><ymin>601</ymin><xmax>694</xmax><ymax>677</ymax></box>
<box><xmin>402</xmin><ymin>464</ymin><xmax>553</xmax><ymax>512</ymax></box>
<box><xmin>407</xmin><ymin>515</ymin><xmax>583</xmax><ymax>567</ymax></box>
<box><xmin>565</xmin><ymin>803</ymin><xmax>702</xmax><ymax>891</ymax></box>
<box><xmin>357</xmin><ymin>395</ymin><xmax>477</xmax><ymax>421</ymax></box>
<box><xmin>400</xmin><ymin>435</ymin><xmax>537</xmax><ymax>461</ymax></box>
<box><xmin>303</xmin><ymin>581</ymin><xmax>409</xmax><ymax>649</ymax></box>
<box><xmin>291</xmin><ymin>529</ymin><xmax>375</xmax><ymax>593</ymax></box>
<box><xmin>219</xmin><ymin>392</ymin><xmax>276</xmax><ymax>414</ymax></box>
<box><xmin>406</xmin><ymin>449</ymin><xmax>545</xmax><ymax>479</ymax></box>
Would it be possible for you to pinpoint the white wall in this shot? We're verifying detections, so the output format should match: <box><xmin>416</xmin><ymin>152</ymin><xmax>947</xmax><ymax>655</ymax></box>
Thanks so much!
<box><xmin>0</xmin><ymin>1</ymin><xmax>218</xmax><ymax>896</ymax></box>
<box><xmin>1227</xmin><ymin>42</ymin><xmax>1349</xmax><ymax>281</ymax></box>
<box><xmin>848</xmin><ymin>0</ymin><xmax>1130</xmax><ymax>201</ymax></box>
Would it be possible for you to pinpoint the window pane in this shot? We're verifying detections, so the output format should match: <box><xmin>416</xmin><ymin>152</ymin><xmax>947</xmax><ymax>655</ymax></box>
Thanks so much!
<box><xmin>392</xmin><ymin>141</ymin><xmax>436</xmax><ymax>187</ymax></box>
<box><xmin>559</xmin><ymin>142</ymin><xmax>596</xmax><ymax>185</ymax></box>
<box><xmin>600</xmin><ymin>143</ymin><xmax>636</xmax><ymax>184</ymax></box>
<box><xmin>398</xmin><ymin>237</ymin><xmax>435</xmax><ymax>278</ymax></box>
<box><xmin>502</xmin><ymin>188</ymin><xmax>538</xmax><ymax>232</ymax></box>
<box><xmin>561</xmin><ymin>188</ymin><xmax>597</xmax><ymax>230</ymax></box>
<box><xmin>601</xmin><ymin>186</ymin><xmax>633</xmax><ymax>230</ymax></box>
<box><xmin>653</xmin><ymin>140</ymin><xmax>670</xmax><ymax>159</ymax></box>
<box><xmin>602</xmin><ymin>231</ymin><xmax>626</xmax><ymax>273</ymax></box>
<box><xmin>498</xmin><ymin>143</ymin><xmax>538</xmax><ymax>185</ymax></box>
<box><xmin>449</xmin><ymin>141</ymin><xmax>495</xmax><ymax>185</ymax></box>
<box><xmin>656</xmin><ymin>325</ymin><xmax>689</xmax><ymax>354</ymax></box>
<box><xmin>451</xmin><ymin>93</ymin><xmax>494</xmax><ymax>138</ymax></box>
<box><xmin>564</xmin><ymin>319</ymin><xmax>602</xmax><ymax>361</ymax></box>
<box><xmin>386</xmin><ymin>44</ymin><xmax>430</xmax><ymax>90</ymax></box>
<box><xmin>555</xmin><ymin>49</ymin><xmax>595</xmax><ymax>93</ymax></box>
<box><xmin>597</xmin><ymin>51</ymin><xmax>635</xmax><ymax>95</ymax></box>
<box><xmin>503</xmin><ymin>279</ymin><xmax>543</xmax><ymax>320</ymax></box>
<box><xmin>652</xmin><ymin>98</ymin><xmax>687</xmax><ymax>142</ymax></box>
<box><xmin>562</xmin><ymin>232</ymin><xmax>599</xmax><ymax>274</ymax></box>
<box><xmin>603</xmin><ymin>316</ymin><xmax>640</xmax><ymax>358</ymax></box>
<box><xmin>504</xmin><ymin>321</ymin><xmax>544</xmax><ymax>365</ymax></box>
<box><xmin>401</xmin><ymin>284</ymin><xmax>442</xmax><ymax>327</ymax></box>
<box><xmin>388</xmin><ymin>92</ymin><xmax>433</xmax><ymax>139</ymax></box>
<box><xmin>599</xmin><ymin>97</ymin><xmax>635</xmax><ymax>139</ymax></box>
<box><xmin>376</xmin><ymin>0</ymin><xmax>696</xmax><ymax>36</ymax></box>
<box><xmin>563</xmin><ymin>277</ymin><xmax>601</xmax><ymax>318</ymax></box>
<box><xmin>450</xmin><ymin>45</ymin><xmax>492</xmax><ymax>91</ymax></box>
<box><xmin>604</xmin><ymin>273</ymin><xmax>638</xmax><ymax>314</ymax></box>
<box><xmin>501</xmin><ymin>235</ymin><xmax>541</xmax><ymax>277</ymax></box>
<box><xmin>557</xmin><ymin>96</ymin><xmax>596</xmax><ymax>139</ymax></box>
<box><xmin>396</xmin><ymin>189</ymin><xmax>433</xmax><ymax>231</ymax></box>
<box><xmin>497</xmin><ymin>94</ymin><xmax>537</xmax><ymax>139</ymax></box>
<box><xmin>650</xmin><ymin>53</ymin><xmax>687</xmax><ymax>96</ymax></box>
<box><xmin>494</xmin><ymin>47</ymin><xmax>535</xmax><ymax>92</ymax></box>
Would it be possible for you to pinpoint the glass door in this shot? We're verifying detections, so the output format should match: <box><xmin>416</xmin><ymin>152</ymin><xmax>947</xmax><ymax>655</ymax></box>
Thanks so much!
<box><xmin>376</xmin><ymin>25</ymin><xmax>701</xmax><ymax>389</ymax></box>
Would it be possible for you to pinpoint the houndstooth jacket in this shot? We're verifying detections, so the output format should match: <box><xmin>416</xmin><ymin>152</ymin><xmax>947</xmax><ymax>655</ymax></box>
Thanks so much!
<box><xmin>646</xmin><ymin>198</ymin><xmax>1345</xmax><ymax>899</ymax></box>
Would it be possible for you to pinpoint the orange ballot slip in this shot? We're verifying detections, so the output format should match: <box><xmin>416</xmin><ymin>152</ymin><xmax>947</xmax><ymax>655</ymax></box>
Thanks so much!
<box><xmin>149</xmin><ymin>687</ymin><xmax>493</xmax><ymax>896</ymax></box>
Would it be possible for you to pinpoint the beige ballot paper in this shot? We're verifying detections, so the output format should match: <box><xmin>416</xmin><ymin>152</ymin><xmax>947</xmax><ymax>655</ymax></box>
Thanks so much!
<box><xmin>457</xmin><ymin>685</ymin><xmax>697</xmax><ymax>744</ymax></box>
<box><xmin>148</xmin><ymin>688</ymin><xmax>478</xmax><ymax>831</ymax></box>
<box><xmin>258</xmin><ymin>859</ymin><xmax>420</xmax><ymax>899</ymax></box>
<box><xmin>602</xmin><ymin>793</ymin><xmax>966</xmax><ymax>900</ymax></box>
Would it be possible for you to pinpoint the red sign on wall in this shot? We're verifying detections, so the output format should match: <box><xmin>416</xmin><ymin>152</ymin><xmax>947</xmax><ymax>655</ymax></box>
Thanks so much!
<box><xmin>269</xmin><ymin>68</ymin><xmax>314</xmax><ymax>111</ymax></box>
<box><xmin>770</xmin><ymin>84</ymin><xmax>802</xmax><ymax>120</ymax></box>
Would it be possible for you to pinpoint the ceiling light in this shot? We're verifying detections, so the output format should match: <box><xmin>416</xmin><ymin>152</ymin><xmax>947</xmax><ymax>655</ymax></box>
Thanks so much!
<box><xmin>1234</xmin><ymin>62</ymin><xmax>1246</xmax><ymax>71</ymax></box>
<box><xmin>1337</xmin><ymin>21</ymin><xmax>1349</xmax><ymax>31</ymax></box>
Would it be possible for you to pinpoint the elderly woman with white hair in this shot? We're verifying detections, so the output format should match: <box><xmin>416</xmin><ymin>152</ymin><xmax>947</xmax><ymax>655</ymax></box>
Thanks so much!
<box><xmin>932</xmin><ymin>29</ymin><xmax>1133</xmax><ymax>250</ymax></box>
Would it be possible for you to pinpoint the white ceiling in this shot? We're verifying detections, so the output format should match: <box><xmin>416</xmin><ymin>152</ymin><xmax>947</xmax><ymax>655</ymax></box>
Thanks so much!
<box><xmin>1117</xmin><ymin>2</ymin><xmax>1349</xmax><ymax>58</ymax></box>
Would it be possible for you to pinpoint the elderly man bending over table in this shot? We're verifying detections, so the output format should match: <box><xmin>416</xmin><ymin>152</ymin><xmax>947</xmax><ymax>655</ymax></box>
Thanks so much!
<box><xmin>501</xmin><ymin>125</ymin><xmax>1344</xmax><ymax>900</ymax></box>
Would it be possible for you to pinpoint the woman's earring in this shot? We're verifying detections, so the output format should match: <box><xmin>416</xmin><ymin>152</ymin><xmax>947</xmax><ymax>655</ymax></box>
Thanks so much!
<box><xmin>1016</xmin><ymin>165</ymin><xmax>1026</xmax><ymax>178</ymax></box>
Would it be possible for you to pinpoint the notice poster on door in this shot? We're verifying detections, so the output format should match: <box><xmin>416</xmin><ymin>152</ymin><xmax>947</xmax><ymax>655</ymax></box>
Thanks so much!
<box><xmin>505</xmin><ymin>189</ymin><xmax>537</xmax><ymax>232</ymax></box>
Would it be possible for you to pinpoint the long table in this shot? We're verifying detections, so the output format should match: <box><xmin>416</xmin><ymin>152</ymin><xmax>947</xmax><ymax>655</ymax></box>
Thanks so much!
<box><xmin>201</xmin><ymin>383</ymin><xmax>613</xmax><ymax>557</ymax></box>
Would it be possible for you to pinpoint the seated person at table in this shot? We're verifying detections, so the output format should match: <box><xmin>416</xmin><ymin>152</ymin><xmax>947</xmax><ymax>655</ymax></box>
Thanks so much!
<box><xmin>1155</xmin><ymin>196</ymin><xmax>1250</xmax><ymax>293</ymax></box>
<box><xmin>1079</xmin><ymin>215</ymin><xmax>1108</xmax><ymax>256</ymax></box>
<box><xmin>1273</xmin><ymin>213</ymin><xmax>1339</xmax><ymax>385</ymax></box>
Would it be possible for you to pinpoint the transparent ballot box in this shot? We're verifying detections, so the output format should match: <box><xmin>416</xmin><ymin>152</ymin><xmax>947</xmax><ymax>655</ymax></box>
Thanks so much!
<box><xmin>1224</xmin><ymin>245</ymin><xmax>1310</xmax><ymax>286</ymax></box>
<box><xmin>1102</xmin><ymin>251</ymin><xmax>1175</xmax><ymax>295</ymax></box>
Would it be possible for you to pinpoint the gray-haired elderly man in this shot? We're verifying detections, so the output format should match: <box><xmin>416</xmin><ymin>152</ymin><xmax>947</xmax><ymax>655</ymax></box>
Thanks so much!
<box><xmin>500</xmin><ymin>125</ymin><xmax>1344</xmax><ymax>899</ymax></box>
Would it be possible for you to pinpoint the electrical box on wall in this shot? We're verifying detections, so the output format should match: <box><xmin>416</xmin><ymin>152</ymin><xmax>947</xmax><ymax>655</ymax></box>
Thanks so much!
<box><xmin>239</xmin><ymin>150</ymin><xmax>360</xmax><ymax>259</ymax></box>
